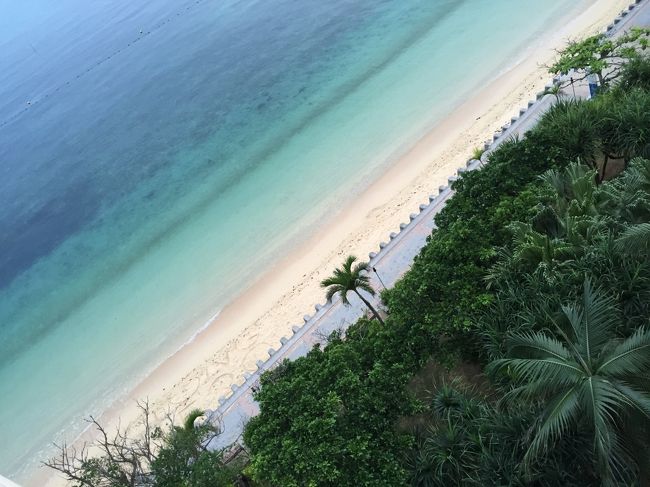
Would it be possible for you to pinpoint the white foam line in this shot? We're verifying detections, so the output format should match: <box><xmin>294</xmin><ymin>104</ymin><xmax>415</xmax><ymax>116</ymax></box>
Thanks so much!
<box><xmin>181</xmin><ymin>308</ymin><xmax>222</xmax><ymax>348</ymax></box>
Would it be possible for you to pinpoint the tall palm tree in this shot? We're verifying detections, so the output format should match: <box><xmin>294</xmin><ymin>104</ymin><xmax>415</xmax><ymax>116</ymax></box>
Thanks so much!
<box><xmin>489</xmin><ymin>280</ymin><xmax>650</xmax><ymax>485</ymax></box>
<box><xmin>321</xmin><ymin>255</ymin><xmax>384</xmax><ymax>324</ymax></box>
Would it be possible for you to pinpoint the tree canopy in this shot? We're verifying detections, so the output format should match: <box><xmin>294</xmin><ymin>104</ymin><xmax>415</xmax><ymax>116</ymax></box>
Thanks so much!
<box><xmin>549</xmin><ymin>28</ymin><xmax>650</xmax><ymax>88</ymax></box>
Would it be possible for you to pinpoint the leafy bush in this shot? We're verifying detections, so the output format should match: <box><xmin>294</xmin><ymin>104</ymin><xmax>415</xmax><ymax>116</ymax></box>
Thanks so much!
<box><xmin>384</xmin><ymin>131</ymin><xmax>571</xmax><ymax>362</ymax></box>
<box><xmin>244</xmin><ymin>319</ymin><xmax>418</xmax><ymax>487</ymax></box>
<box><xmin>615</xmin><ymin>54</ymin><xmax>650</xmax><ymax>92</ymax></box>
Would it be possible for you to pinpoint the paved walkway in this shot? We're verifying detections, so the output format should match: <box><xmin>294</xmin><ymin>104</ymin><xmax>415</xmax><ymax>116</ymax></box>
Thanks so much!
<box><xmin>205</xmin><ymin>0</ymin><xmax>650</xmax><ymax>451</ymax></box>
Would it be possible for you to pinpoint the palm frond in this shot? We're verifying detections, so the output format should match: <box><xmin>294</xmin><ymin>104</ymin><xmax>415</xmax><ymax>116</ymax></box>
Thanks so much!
<box><xmin>582</xmin><ymin>279</ymin><xmax>619</xmax><ymax>353</ymax></box>
<box><xmin>342</xmin><ymin>255</ymin><xmax>357</xmax><ymax>272</ymax></box>
<box><xmin>507</xmin><ymin>331</ymin><xmax>573</xmax><ymax>361</ymax></box>
<box><xmin>615</xmin><ymin>223</ymin><xmax>650</xmax><ymax>254</ymax></box>
<box><xmin>607</xmin><ymin>380</ymin><xmax>650</xmax><ymax>420</ymax></box>
<box><xmin>339</xmin><ymin>288</ymin><xmax>351</xmax><ymax>305</ymax></box>
<box><xmin>598</xmin><ymin>327</ymin><xmax>650</xmax><ymax>377</ymax></box>
<box><xmin>321</xmin><ymin>275</ymin><xmax>345</xmax><ymax>288</ymax></box>
<box><xmin>491</xmin><ymin>358</ymin><xmax>582</xmax><ymax>387</ymax></box>
<box><xmin>352</xmin><ymin>261</ymin><xmax>369</xmax><ymax>275</ymax></box>
<box><xmin>558</xmin><ymin>302</ymin><xmax>584</xmax><ymax>344</ymax></box>
<box><xmin>564</xmin><ymin>279</ymin><xmax>618</xmax><ymax>363</ymax></box>
<box><xmin>580</xmin><ymin>377</ymin><xmax>624</xmax><ymax>482</ymax></box>
<box><xmin>356</xmin><ymin>282</ymin><xmax>376</xmax><ymax>297</ymax></box>
<box><xmin>325</xmin><ymin>285</ymin><xmax>341</xmax><ymax>303</ymax></box>
<box><xmin>523</xmin><ymin>385</ymin><xmax>581</xmax><ymax>466</ymax></box>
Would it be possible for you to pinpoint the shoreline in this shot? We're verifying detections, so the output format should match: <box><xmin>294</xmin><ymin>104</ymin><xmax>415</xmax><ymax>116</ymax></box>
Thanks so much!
<box><xmin>36</xmin><ymin>0</ymin><xmax>631</xmax><ymax>484</ymax></box>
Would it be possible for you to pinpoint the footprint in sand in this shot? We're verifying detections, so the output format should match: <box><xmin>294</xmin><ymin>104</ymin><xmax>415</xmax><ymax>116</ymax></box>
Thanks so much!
<box><xmin>213</xmin><ymin>373</ymin><xmax>235</xmax><ymax>388</ymax></box>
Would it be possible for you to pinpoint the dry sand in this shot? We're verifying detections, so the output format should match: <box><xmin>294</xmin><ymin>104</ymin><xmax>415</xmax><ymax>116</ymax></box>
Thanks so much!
<box><xmin>39</xmin><ymin>0</ymin><xmax>631</xmax><ymax>484</ymax></box>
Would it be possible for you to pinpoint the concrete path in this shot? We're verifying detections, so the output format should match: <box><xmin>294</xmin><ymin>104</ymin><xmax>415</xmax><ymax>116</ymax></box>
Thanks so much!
<box><xmin>611</xmin><ymin>0</ymin><xmax>650</xmax><ymax>31</ymax></box>
<box><xmin>205</xmin><ymin>0</ymin><xmax>650</xmax><ymax>451</ymax></box>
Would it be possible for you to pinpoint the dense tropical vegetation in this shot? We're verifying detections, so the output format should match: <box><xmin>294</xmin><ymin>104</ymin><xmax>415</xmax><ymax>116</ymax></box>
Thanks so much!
<box><xmin>49</xmin><ymin>42</ymin><xmax>650</xmax><ymax>487</ymax></box>
<box><xmin>243</xmin><ymin>55</ymin><xmax>650</xmax><ymax>486</ymax></box>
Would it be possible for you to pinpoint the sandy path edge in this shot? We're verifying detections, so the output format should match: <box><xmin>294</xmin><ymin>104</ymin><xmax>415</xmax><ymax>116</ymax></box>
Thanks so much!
<box><xmin>35</xmin><ymin>0</ymin><xmax>631</xmax><ymax>485</ymax></box>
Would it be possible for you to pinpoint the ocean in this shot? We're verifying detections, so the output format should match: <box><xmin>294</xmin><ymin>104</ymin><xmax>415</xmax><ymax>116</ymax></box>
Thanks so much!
<box><xmin>0</xmin><ymin>0</ymin><xmax>583</xmax><ymax>481</ymax></box>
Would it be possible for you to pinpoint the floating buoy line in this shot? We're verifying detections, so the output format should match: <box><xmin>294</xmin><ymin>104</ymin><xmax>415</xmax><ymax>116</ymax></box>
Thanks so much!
<box><xmin>1</xmin><ymin>0</ymin><xmax>212</xmax><ymax>130</ymax></box>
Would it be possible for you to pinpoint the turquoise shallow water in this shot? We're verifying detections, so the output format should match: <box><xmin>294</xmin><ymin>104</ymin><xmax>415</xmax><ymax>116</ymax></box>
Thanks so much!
<box><xmin>0</xmin><ymin>0</ymin><xmax>583</xmax><ymax>480</ymax></box>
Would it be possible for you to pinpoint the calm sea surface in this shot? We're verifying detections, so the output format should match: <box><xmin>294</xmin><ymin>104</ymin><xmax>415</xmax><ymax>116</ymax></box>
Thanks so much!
<box><xmin>0</xmin><ymin>0</ymin><xmax>582</xmax><ymax>480</ymax></box>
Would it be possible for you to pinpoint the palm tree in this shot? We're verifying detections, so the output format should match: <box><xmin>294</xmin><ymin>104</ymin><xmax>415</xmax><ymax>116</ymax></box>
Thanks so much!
<box><xmin>321</xmin><ymin>255</ymin><xmax>384</xmax><ymax>324</ymax></box>
<box><xmin>405</xmin><ymin>421</ymin><xmax>470</xmax><ymax>487</ymax></box>
<box><xmin>489</xmin><ymin>280</ymin><xmax>650</xmax><ymax>485</ymax></box>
